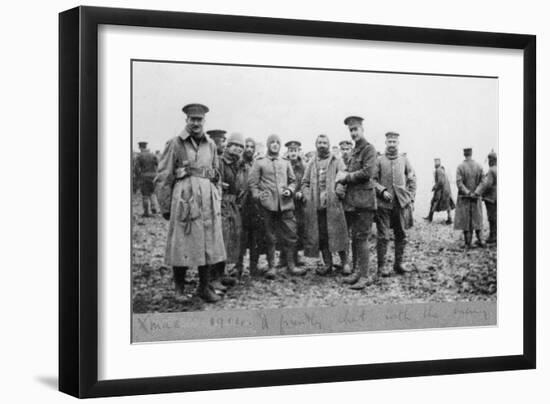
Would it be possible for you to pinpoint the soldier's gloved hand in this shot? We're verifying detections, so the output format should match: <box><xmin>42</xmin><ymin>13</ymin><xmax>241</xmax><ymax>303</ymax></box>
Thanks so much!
<box><xmin>175</xmin><ymin>167</ymin><xmax>188</xmax><ymax>179</ymax></box>
<box><xmin>382</xmin><ymin>190</ymin><xmax>393</xmax><ymax>202</ymax></box>
<box><xmin>335</xmin><ymin>171</ymin><xmax>348</xmax><ymax>184</ymax></box>
<box><xmin>335</xmin><ymin>187</ymin><xmax>346</xmax><ymax>200</ymax></box>
<box><xmin>295</xmin><ymin>191</ymin><xmax>304</xmax><ymax>201</ymax></box>
<box><xmin>162</xmin><ymin>212</ymin><xmax>170</xmax><ymax>220</ymax></box>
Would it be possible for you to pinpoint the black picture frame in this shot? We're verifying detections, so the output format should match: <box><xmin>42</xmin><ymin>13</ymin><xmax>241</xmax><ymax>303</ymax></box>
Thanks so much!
<box><xmin>59</xmin><ymin>5</ymin><xmax>536</xmax><ymax>398</ymax></box>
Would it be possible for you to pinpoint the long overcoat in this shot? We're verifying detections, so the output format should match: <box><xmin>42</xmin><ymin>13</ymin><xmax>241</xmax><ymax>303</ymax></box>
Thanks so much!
<box><xmin>219</xmin><ymin>152</ymin><xmax>247</xmax><ymax>263</ymax></box>
<box><xmin>342</xmin><ymin>137</ymin><xmax>378</xmax><ymax>211</ymax></box>
<box><xmin>431</xmin><ymin>166</ymin><xmax>455</xmax><ymax>211</ymax></box>
<box><xmin>248</xmin><ymin>154</ymin><xmax>296</xmax><ymax>211</ymax></box>
<box><xmin>156</xmin><ymin>130</ymin><xmax>226</xmax><ymax>267</ymax></box>
<box><xmin>301</xmin><ymin>153</ymin><xmax>349</xmax><ymax>256</ymax></box>
<box><xmin>454</xmin><ymin>159</ymin><xmax>484</xmax><ymax>231</ymax></box>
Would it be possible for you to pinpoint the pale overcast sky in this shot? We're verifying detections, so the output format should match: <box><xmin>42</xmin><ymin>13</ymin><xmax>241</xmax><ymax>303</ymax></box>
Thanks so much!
<box><xmin>132</xmin><ymin>60</ymin><xmax>498</xmax><ymax>216</ymax></box>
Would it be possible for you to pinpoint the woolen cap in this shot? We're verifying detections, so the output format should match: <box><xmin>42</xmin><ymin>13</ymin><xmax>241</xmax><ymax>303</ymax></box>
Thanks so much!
<box><xmin>227</xmin><ymin>132</ymin><xmax>245</xmax><ymax>147</ymax></box>
<box><xmin>267</xmin><ymin>134</ymin><xmax>281</xmax><ymax>145</ymax></box>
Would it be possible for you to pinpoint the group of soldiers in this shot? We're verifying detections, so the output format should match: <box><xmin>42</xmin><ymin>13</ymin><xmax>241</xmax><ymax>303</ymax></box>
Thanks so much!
<box><xmin>133</xmin><ymin>103</ymin><xmax>497</xmax><ymax>303</ymax></box>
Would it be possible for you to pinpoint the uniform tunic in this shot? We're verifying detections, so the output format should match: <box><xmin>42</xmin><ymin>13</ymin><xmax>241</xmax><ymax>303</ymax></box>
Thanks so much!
<box><xmin>454</xmin><ymin>159</ymin><xmax>484</xmax><ymax>231</ymax></box>
<box><xmin>431</xmin><ymin>166</ymin><xmax>455</xmax><ymax>211</ymax></box>
<box><xmin>134</xmin><ymin>150</ymin><xmax>158</xmax><ymax>196</ymax></box>
<box><xmin>156</xmin><ymin>130</ymin><xmax>226</xmax><ymax>267</ymax></box>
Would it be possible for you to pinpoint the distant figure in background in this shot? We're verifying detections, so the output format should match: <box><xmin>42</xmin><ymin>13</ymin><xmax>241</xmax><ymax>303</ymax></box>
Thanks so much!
<box><xmin>475</xmin><ymin>151</ymin><xmax>497</xmax><ymax>245</ymax></box>
<box><xmin>454</xmin><ymin>148</ymin><xmax>485</xmax><ymax>248</ymax></box>
<box><xmin>331</xmin><ymin>145</ymin><xmax>341</xmax><ymax>159</ymax></box>
<box><xmin>425</xmin><ymin>158</ymin><xmax>455</xmax><ymax>224</ymax></box>
<box><xmin>303</xmin><ymin>151</ymin><xmax>315</xmax><ymax>165</ymax></box>
<box><xmin>134</xmin><ymin>141</ymin><xmax>158</xmax><ymax>217</ymax></box>
<box><xmin>206</xmin><ymin>129</ymin><xmax>227</xmax><ymax>157</ymax></box>
<box><xmin>374</xmin><ymin>132</ymin><xmax>417</xmax><ymax>277</ymax></box>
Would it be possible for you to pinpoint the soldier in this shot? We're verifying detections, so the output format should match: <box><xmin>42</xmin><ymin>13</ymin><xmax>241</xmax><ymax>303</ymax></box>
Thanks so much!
<box><xmin>206</xmin><ymin>129</ymin><xmax>227</xmax><ymax>156</ymax></box>
<box><xmin>248</xmin><ymin>134</ymin><xmax>305</xmax><ymax>279</ymax></box>
<box><xmin>235</xmin><ymin>137</ymin><xmax>263</xmax><ymax>276</ymax></box>
<box><xmin>156</xmin><ymin>103</ymin><xmax>225</xmax><ymax>303</ymax></box>
<box><xmin>374</xmin><ymin>132</ymin><xmax>417</xmax><ymax>276</ymax></box>
<box><xmin>475</xmin><ymin>151</ymin><xmax>497</xmax><ymax>244</ymax></box>
<box><xmin>281</xmin><ymin>140</ymin><xmax>306</xmax><ymax>267</ymax></box>
<box><xmin>339</xmin><ymin>140</ymin><xmax>353</xmax><ymax>167</ymax></box>
<box><xmin>454</xmin><ymin>148</ymin><xmax>485</xmax><ymax>248</ymax></box>
<box><xmin>134</xmin><ymin>141</ymin><xmax>158</xmax><ymax>217</ymax></box>
<box><xmin>335</xmin><ymin>116</ymin><xmax>378</xmax><ymax>289</ymax></box>
<box><xmin>302</xmin><ymin>134</ymin><xmax>350</xmax><ymax>275</ymax></box>
<box><xmin>210</xmin><ymin>133</ymin><xmax>248</xmax><ymax>292</ymax></box>
<box><xmin>425</xmin><ymin>158</ymin><xmax>454</xmax><ymax>224</ymax></box>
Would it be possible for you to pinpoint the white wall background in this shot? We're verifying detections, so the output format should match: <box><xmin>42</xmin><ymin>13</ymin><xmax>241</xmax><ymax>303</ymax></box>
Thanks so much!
<box><xmin>0</xmin><ymin>0</ymin><xmax>546</xmax><ymax>403</ymax></box>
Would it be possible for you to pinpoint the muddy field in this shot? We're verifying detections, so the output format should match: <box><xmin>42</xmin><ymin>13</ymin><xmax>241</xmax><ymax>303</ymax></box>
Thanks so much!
<box><xmin>132</xmin><ymin>195</ymin><xmax>496</xmax><ymax>313</ymax></box>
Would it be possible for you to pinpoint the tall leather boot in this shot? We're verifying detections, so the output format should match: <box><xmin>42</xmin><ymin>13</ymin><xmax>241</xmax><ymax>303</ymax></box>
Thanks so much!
<box><xmin>338</xmin><ymin>250</ymin><xmax>351</xmax><ymax>275</ymax></box>
<box><xmin>316</xmin><ymin>248</ymin><xmax>333</xmax><ymax>276</ymax></box>
<box><xmin>294</xmin><ymin>250</ymin><xmax>306</xmax><ymax>266</ymax></box>
<box><xmin>423</xmin><ymin>209</ymin><xmax>434</xmax><ymax>222</ymax></box>
<box><xmin>446</xmin><ymin>209</ymin><xmax>453</xmax><ymax>225</ymax></box>
<box><xmin>172</xmin><ymin>266</ymin><xmax>187</xmax><ymax>299</ymax></box>
<box><xmin>377</xmin><ymin>239</ymin><xmax>391</xmax><ymax>277</ymax></box>
<box><xmin>286</xmin><ymin>247</ymin><xmax>306</xmax><ymax>276</ymax></box>
<box><xmin>342</xmin><ymin>239</ymin><xmax>360</xmax><ymax>285</ymax></box>
<box><xmin>219</xmin><ymin>261</ymin><xmax>237</xmax><ymax>287</ymax></box>
<box><xmin>264</xmin><ymin>244</ymin><xmax>277</xmax><ymax>279</ymax></box>
<box><xmin>198</xmin><ymin>266</ymin><xmax>221</xmax><ymax>303</ymax></box>
<box><xmin>349</xmin><ymin>239</ymin><xmax>372</xmax><ymax>290</ymax></box>
<box><xmin>475</xmin><ymin>230</ymin><xmax>486</xmax><ymax>248</ymax></box>
<box><xmin>210</xmin><ymin>263</ymin><xmax>227</xmax><ymax>293</ymax></box>
<box><xmin>463</xmin><ymin>231</ymin><xmax>472</xmax><ymax>249</ymax></box>
<box><xmin>249</xmin><ymin>248</ymin><xmax>259</xmax><ymax>277</ymax></box>
<box><xmin>142</xmin><ymin>197</ymin><xmax>151</xmax><ymax>217</ymax></box>
<box><xmin>487</xmin><ymin>219</ymin><xmax>497</xmax><ymax>244</ymax></box>
<box><xmin>394</xmin><ymin>239</ymin><xmax>410</xmax><ymax>274</ymax></box>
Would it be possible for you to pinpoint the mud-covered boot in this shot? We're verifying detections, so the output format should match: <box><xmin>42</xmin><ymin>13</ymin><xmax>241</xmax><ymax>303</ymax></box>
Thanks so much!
<box><xmin>249</xmin><ymin>249</ymin><xmax>260</xmax><ymax>277</ymax></box>
<box><xmin>264</xmin><ymin>245</ymin><xmax>277</xmax><ymax>279</ymax></box>
<box><xmin>338</xmin><ymin>250</ymin><xmax>351</xmax><ymax>275</ymax></box>
<box><xmin>349</xmin><ymin>239</ymin><xmax>373</xmax><ymax>290</ymax></box>
<box><xmin>198</xmin><ymin>266</ymin><xmax>221</xmax><ymax>303</ymax></box>
<box><xmin>316</xmin><ymin>248</ymin><xmax>333</xmax><ymax>276</ymax></box>
<box><xmin>172</xmin><ymin>266</ymin><xmax>188</xmax><ymax>301</ymax></box>
<box><xmin>377</xmin><ymin>239</ymin><xmax>391</xmax><ymax>277</ymax></box>
<box><xmin>286</xmin><ymin>247</ymin><xmax>307</xmax><ymax>276</ymax></box>
<box><xmin>463</xmin><ymin>231</ymin><xmax>472</xmax><ymax>249</ymax></box>
<box><xmin>394</xmin><ymin>239</ymin><xmax>410</xmax><ymax>274</ymax></box>
<box><xmin>446</xmin><ymin>211</ymin><xmax>453</xmax><ymax>225</ymax></box>
<box><xmin>142</xmin><ymin>197</ymin><xmax>151</xmax><ymax>217</ymax></box>
<box><xmin>487</xmin><ymin>219</ymin><xmax>497</xmax><ymax>244</ymax></box>
<box><xmin>210</xmin><ymin>263</ymin><xmax>227</xmax><ymax>293</ymax></box>
<box><xmin>343</xmin><ymin>240</ymin><xmax>361</xmax><ymax>285</ymax></box>
<box><xmin>295</xmin><ymin>250</ymin><xmax>306</xmax><ymax>266</ymax></box>
<box><xmin>423</xmin><ymin>209</ymin><xmax>433</xmax><ymax>222</ymax></box>
<box><xmin>219</xmin><ymin>262</ymin><xmax>237</xmax><ymax>287</ymax></box>
<box><xmin>475</xmin><ymin>230</ymin><xmax>486</xmax><ymax>248</ymax></box>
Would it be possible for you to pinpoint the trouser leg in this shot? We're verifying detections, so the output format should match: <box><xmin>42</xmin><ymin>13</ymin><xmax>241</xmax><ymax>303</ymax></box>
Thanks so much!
<box><xmin>375</xmin><ymin>208</ymin><xmax>391</xmax><ymax>276</ymax></box>
<box><xmin>172</xmin><ymin>266</ymin><xmax>187</xmax><ymax>295</ymax></box>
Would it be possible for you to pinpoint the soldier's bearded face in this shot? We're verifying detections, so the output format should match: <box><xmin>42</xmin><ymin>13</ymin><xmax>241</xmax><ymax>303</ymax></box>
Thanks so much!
<box><xmin>316</xmin><ymin>137</ymin><xmax>330</xmax><ymax>153</ymax></box>
<box><xmin>244</xmin><ymin>141</ymin><xmax>255</xmax><ymax>158</ymax></box>
<box><xmin>349</xmin><ymin>125</ymin><xmax>364</xmax><ymax>142</ymax></box>
<box><xmin>186</xmin><ymin>116</ymin><xmax>204</xmax><ymax>135</ymax></box>
<box><xmin>268</xmin><ymin>141</ymin><xmax>280</xmax><ymax>154</ymax></box>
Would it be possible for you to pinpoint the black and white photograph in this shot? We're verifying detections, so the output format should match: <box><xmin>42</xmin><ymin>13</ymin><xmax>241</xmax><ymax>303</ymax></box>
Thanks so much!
<box><xmin>131</xmin><ymin>60</ymin><xmax>498</xmax><ymax>342</ymax></box>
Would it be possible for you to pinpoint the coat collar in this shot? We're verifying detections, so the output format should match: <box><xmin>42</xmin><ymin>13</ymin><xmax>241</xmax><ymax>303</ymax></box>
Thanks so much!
<box><xmin>353</xmin><ymin>137</ymin><xmax>368</xmax><ymax>153</ymax></box>
<box><xmin>178</xmin><ymin>128</ymin><xmax>207</xmax><ymax>144</ymax></box>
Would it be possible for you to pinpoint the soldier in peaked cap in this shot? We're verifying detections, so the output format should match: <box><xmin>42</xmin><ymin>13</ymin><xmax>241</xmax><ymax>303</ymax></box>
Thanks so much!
<box><xmin>454</xmin><ymin>147</ymin><xmax>485</xmax><ymax>248</ymax></box>
<box><xmin>155</xmin><ymin>103</ymin><xmax>226</xmax><ymax>303</ymax></box>
<box><xmin>280</xmin><ymin>140</ymin><xmax>306</xmax><ymax>268</ymax></box>
<box><xmin>206</xmin><ymin>129</ymin><xmax>227</xmax><ymax>156</ymax></box>
<box><xmin>374</xmin><ymin>132</ymin><xmax>417</xmax><ymax>277</ymax></box>
<box><xmin>335</xmin><ymin>115</ymin><xmax>379</xmax><ymax>289</ymax></box>
<box><xmin>134</xmin><ymin>141</ymin><xmax>159</xmax><ymax>217</ymax></box>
